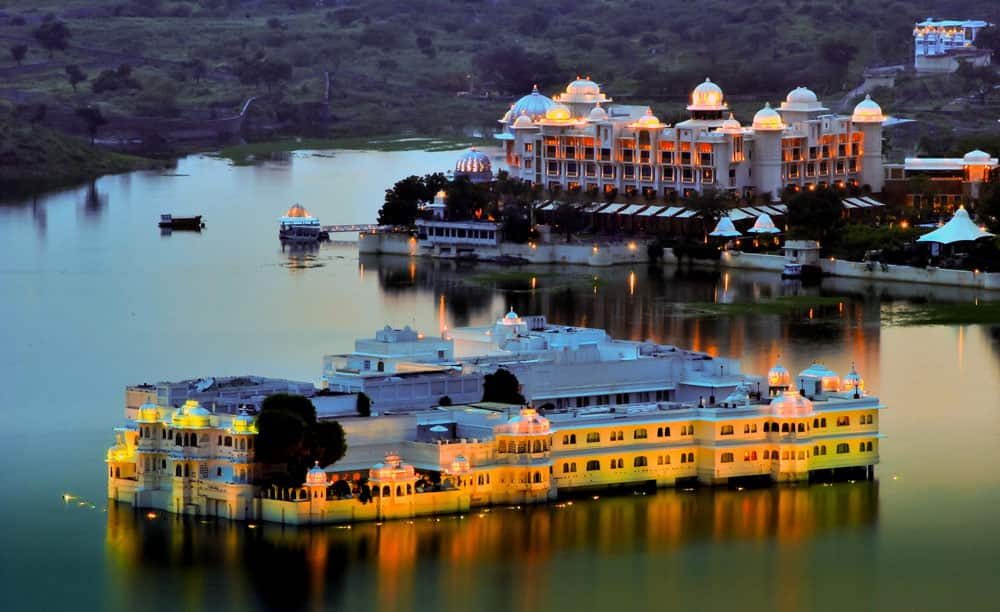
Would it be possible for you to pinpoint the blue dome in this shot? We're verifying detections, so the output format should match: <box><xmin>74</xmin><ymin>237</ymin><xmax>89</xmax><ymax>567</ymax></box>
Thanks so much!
<box><xmin>455</xmin><ymin>148</ymin><xmax>491</xmax><ymax>174</ymax></box>
<box><xmin>510</xmin><ymin>85</ymin><xmax>556</xmax><ymax>122</ymax></box>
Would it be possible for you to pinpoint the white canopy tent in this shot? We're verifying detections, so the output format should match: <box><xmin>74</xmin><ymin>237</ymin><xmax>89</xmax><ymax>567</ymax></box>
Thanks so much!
<box><xmin>916</xmin><ymin>208</ymin><xmax>994</xmax><ymax>245</ymax></box>
<box><xmin>748</xmin><ymin>213</ymin><xmax>780</xmax><ymax>234</ymax></box>
<box><xmin>709</xmin><ymin>216</ymin><xmax>741</xmax><ymax>238</ymax></box>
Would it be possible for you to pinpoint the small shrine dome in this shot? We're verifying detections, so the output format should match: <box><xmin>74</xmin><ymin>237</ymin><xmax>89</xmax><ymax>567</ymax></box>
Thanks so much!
<box><xmin>543</xmin><ymin>103</ymin><xmax>573</xmax><ymax>122</ymax></box>
<box><xmin>688</xmin><ymin>78</ymin><xmax>727</xmax><ymax>111</ymax></box>
<box><xmin>502</xmin><ymin>308</ymin><xmax>521</xmax><ymax>325</ymax></box>
<box><xmin>136</xmin><ymin>402</ymin><xmax>162</xmax><ymax>423</ymax></box>
<box><xmin>305</xmin><ymin>461</ymin><xmax>327</xmax><ymax>487</ymax></box>
<box><xmin>369</xmin><ymin>453</ymin><xmax>417</xmax><ymax>483</ymax></box>
<box><xmin>511</xmin><ymin>110</ymin><xmax>535</xmax><ymax>129</ymax></box>
<box><xmin>588</xmin><ymin>102</ymin><xmax>609</xmax><ymax>122</ymax></box>
<box><xmin>566</xmin><ymin>76</ymin><xmax>601</xmax><ymax>96</ymax></box>
<box><xmin>230</xmin><ymin>409</ymin><xmax>258</xmax><ymax>435</ymax></box>
<box><xmin>786</xmin><ymin>86</ymin><xmax>818</xmax><ymax>105</ymax></box>
<box><xmin>963</xmin><ymin>149</ymin><xmax>992</xmax><ymax>164</ymax></box>
<box><xmin>770</xmin><ymin>390</ymin><xmax>814</xmax><ymax>417</ymax></box>
<box><xmin>767</xmin><ymin>359</ymin><xmax>791</xmax><ymax>388</ymax></box>
<box><xmin>285</xmin><ymin>204</ymin><xmax>312</xmax><ymax>218</ymax></box>
<box><xmin>718</xmin><ymin>112</ymin><xmax>742</xmax><ymax>133</ymax></box>
<box><xmin>798</xmin><ymin>362</ymin><xmax>841</xmax><ymax>392</ymax></box>
<box><xmin>630</xmin><ymin>108</ymin><xmax>665</xmax><ymax>129</ymax></box>
<box><xmin>752</xmin><ymin>102</ymin><xmax>785</xmax><ymax>131</ymax></box>
<box><xmin>499</xmin><ymin>407</ymin><xmax>551</xmax><ymax>435</ymax></box>
<box><xmin>841</xmin><ymin>363</ymin><xmax>865</xmax><ymax>394</ymax></box>
<box><xmin>171</xmin><ymin>400</ymin><xmax>212</xmax><ymax>429</ymax></box>
<box><xmin>851</xmin><ymin>94</ymin><xmax>885</xmax><ymax>123</ymax></box>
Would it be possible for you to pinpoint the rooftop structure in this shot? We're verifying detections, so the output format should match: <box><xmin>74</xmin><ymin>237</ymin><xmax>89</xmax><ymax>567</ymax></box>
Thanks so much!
<box><xmin>914</xmin><ymin>19</ymin><xmax>992</xmax><ymax>72</ymax></box>
<box><xmin>884</xmin><ymin>150</ymin><xmax>998</xmax><ymax>210</ymax></box>
<box><xmin>497</xmin><ymin>77</ymin><xmax>887</xmax><ymax>201</ymax></box>
<box><xmin>125</xmin><ymin>375</ymin><xmax>315</xmax><ymax>418</ymax></box>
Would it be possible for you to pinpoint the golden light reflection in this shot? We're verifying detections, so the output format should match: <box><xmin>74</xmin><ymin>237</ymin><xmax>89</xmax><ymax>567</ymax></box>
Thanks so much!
<box><xmin>628</xmin><ymin>270</ymin><xmax>636</xmax><ymax>296</ymax></box>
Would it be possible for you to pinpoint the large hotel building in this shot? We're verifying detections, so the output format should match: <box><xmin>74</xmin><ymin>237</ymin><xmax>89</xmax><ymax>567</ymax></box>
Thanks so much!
<box><xmin>496</xmin><ymin>77</ymin><xmax>886</xmax><ymax>201</ymax></box>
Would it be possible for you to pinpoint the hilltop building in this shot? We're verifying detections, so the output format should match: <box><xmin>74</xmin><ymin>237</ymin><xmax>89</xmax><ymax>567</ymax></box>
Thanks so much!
<box><xmin>496</xmin><ymin>77</ymin><xmax>886</xmax><ymax>201</ymax></box>
<box><xmin>883</xmin><ymin>149</ymin><xmax>999</xmax><ymax>211</ymax></box>
<box><xmin>913</xmin><ymin>18</ymin><xmax>993</xmax><ymax>73</ymax></box>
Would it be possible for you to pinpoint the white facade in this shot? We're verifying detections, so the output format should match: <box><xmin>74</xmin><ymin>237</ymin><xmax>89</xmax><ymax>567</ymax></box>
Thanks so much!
<box><xmin>497</xmin><ymin>78</ymin><xmax>886</xmax><ymax>201</ymax></box>
<box><xmin>914</xmin><ymin>19</ymin><xmax>990</xmax><ymax>57</ymax></box>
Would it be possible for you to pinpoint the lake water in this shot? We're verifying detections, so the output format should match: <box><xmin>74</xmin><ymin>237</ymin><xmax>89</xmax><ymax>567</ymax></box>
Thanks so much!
<box><xmin>2</xmin><ymin>151</ymin><xmax>999</xmax><ymax>611</ymax></box>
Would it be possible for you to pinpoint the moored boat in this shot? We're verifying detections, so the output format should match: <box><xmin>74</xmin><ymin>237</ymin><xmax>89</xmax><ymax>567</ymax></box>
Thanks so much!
<box><xmin>158</xmin><ymin>214</ymin><xmax>204</xmax><ymax>230</ymax></box>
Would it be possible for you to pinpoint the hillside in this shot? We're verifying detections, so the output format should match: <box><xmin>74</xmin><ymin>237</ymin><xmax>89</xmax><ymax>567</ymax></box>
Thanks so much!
<box><xmin>0</xmin><ymin>0</ymin><xmax>997</xmax><ymax>142</ymax></box>
<box><xmin>0</xmin><ymin>109</ymin><xmax>166</xmax><ymax>194</ymax></box>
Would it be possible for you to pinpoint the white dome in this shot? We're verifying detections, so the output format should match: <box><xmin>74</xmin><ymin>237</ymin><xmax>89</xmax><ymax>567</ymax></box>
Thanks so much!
<box><xmin>852</xmin><ymin>94</ymin><xmax>885</xmax><ymax>123</ymax></box>
<box><xmin>688</xmin><ymin>78</ymin><xmax>726</xmax><ymax>111</ymax></box>
<box><xmin>503</xmin><ymin>308</ymin><xmax>520</xmax><ymax>322</ymax></box>
<box><xmin>768</xmin><ymin>360</ymin><xmax>791</xmax><ymax>387</ymax></box>
<box><xmin>770</xmin><ymin>390</ymin><xmax>814</xmax><ymax>417</ymax></box>
<box><xmin>510</xmin><ymin>85</ymin><xmax>556</xmax><ymax>121</ymax></box>
<box><xmin>963</xmin><ymin>149</ymin><xmax>992</xmax><ymax>163</ymax></box>
<box><xmin>305</xmin><ymin>461</ymin><xmax>327</xmax><ymax>486</ymax></box>
<box><xmin>630</xmin><ymin>108</ymin><xmax>664</xmax><ymax>129</ymax></box>
<box><xmin>498</xmin><ymin>407</ymin><xmax>550</xmax><ymax>435</ymax></box>
<box><xmin>511</xmin><ymin>110</ymin><xmax>535</xmax><ymax>129</ymax></box>
<box><xmin>786</xmin><ymin>86</ymin><xmax>818</xmax><ymax>104</ymax></box>
<box><xmin>752</xmin><ymin>102</ymin><xmax>785</xmax><ymax>130</ymax></box>
<box><xmin>719</xmin><ymin>112</ymin><xmax>741</xmax><ymax>132</ymax></box>
<box><xmin>566</xmin><ymin>76</ymin><xmax>601</xmax><ymax>96</ymax></box>
<box><xmin>230</xmin><ymin>409</ymin><xmax>257</xmax><ymax>434</ymax></box>
<box><xmin>588</xmin><ymin>102</ymin><xmax>608</xmax><ymax>122</ymax></box>
<box><xmin>841</xmin><ymin>363</ymin><xmax>865</xmax><ymax>394</ymax></box>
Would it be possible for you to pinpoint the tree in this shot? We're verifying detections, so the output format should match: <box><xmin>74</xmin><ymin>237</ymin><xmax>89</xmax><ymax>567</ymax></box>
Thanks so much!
<box><xmin>75</xmin><ymin>106</ymin><xmax>107</xmax><ymax>144</ymax></box>
<box><xmin>552</xmin><ymin>203</ymin><xmax>585</xmax><ymax>242</ymax></box>
<box><xmin>378</xmin><ymin>173</ymin><xmax>445</xmax><ymax>226</ymax></box>
<box><xmin>91</xmin><ymin>64</ymin><xmax>142</xmax><ymax>93</ymax></box>
<box><xmin>786</xmin><ymin>187</ymin><xmax>844</xmax><ymax>245</ymax></box>
<box><xmin>482</xmin><ymin>368</ymin><xmax>526</xmax><ymax>405</ymax></box>
<box><xmin>445</xmin><ymin>176</ymin><xmax>490</xmax><ymax>221</ymax></box>
<box><xmin>255</xmin><ymin>394</ymin><xmax>347</xmax><ymax>487</ymax></box>
<box><xmin>684</xmin><ymin>187</ymin><xmax>730</xmax><ymax>239</ymax></box>
<box><xmin>260</xmin><ymin>58</ymin><xmax>292</xmax><ymax>94</ymax></box>
<box><xmin>356</xmin><ymin>392</ymin><xmax>371</xmax><ymax>417</ymax></box>
<box><xmin>10</xmin><ymin>44</ymin><xmax>27</xmax><ymax>66</ymax></box>
<box><xmin>33</xmin><ymin>19</ymin><xmax>71</xmax><ymax>59</ymax></box>
<box><xmin>65</xmin><ymin>64</ymin><xmax>86</xmax><ymax>92</ymax></box>
<box><xmin>975</xmin><ymin>25</ymin><xmax>1000</xmax><ymax>61</ymax></box>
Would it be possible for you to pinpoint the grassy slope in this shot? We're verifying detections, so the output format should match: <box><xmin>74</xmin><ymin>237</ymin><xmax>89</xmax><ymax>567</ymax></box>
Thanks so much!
<box><xmin>0</xmin><ymin>112</ymin><xmax>165</xmax><ymax>192</ymax></box>
<box><xmin>0</xmin><ymin>0</ymin><xmax>997</xmax><ymax>141</ymax></box>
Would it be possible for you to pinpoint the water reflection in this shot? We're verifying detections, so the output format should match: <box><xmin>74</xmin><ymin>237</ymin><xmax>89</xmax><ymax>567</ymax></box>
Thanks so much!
<box><xmin>106</xmin><ymin>483</ymin><xmax>877</xmax><ymax>611</ymax></box>
<box><xmin>81</xmin><ymin>180</ymin><xmax>108</xmax><ymax>220</ymax></box>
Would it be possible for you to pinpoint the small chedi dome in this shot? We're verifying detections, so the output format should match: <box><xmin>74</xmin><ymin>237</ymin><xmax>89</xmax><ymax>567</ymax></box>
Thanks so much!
<box><xmin>455</xmin><ymin>148</ymin><xmax>491</xmax><ymax>174</ymax></box>
<box><xmin>172</xmin><ymin>399</ymin><xmax>212</xmax><ymax>428</ymax></box>
<box><xmin>630</xmin><ymin>108</ymin><xmax>664</xmax><ymax>129</ymax></box>
<box><xmin>509</xmin><ymin>84</ymin><xmax>556</xmax><ymax>121</ymax></box>
<box><xmin>752</xmin><ymin>102</ymin><xmax>785</xmax><ymax>130</ymax></box>
<box><xmin>285</xmin><ymin>204</ymin><xmax>312</xmax><ymax>218</ymax></box>
<box><xmin>770</xmin><ymin>390</ymin><xmax>814</xmax><ymax>417</ymax></box>
<box><xmin>768</xmin><ymin>359</ymin><xmax>791</xmax><ymax>388</ymax></box>
<box><xmin>719</xmin><ymin>112</ymin><xmax>742</xmax><ymax>132</ymax></box>
<box><xmin>963</xmin><ymin>149</ymin><xmax>992</xmax><ymax>164</ymax></box>
<box><xmin>230</xmin><ymin>408</ymin><xmax>257</xmax><ymax>434</ymax></box>
<box><xmin>851</xmin><ymin>94</ymin><xmax>885</xmax><ymax>123</ymax></box>
<box><xmin>588</xmin><ymin>102</ymin><xmax>609</xmax><ymax>122</ymax></box>
<box><xmin>688</xmin><ymin>77</ymin><xmax>727</xmax><ymax>111</ymax></box>
<box><xmin>841</xmin><ymin>362</ymin><xmax>865</xmax><ymax>394</ymax></box>
<box><xmin>502</xmin><ymin>307</ymin><xmax>521</xmax><ymax>324</ymax></box>
<box><xmin>786</xmin><ymin>86</ymin><xmax>818</xmax><ymax>105</ymax></box>
<box><xmin>511</xmin><ymin>110</ymin><xmax>535</xmax><ymax>129</ymax></box>
<box><xmin>369</xmin><ymin>452</ymin><xmax>416</xmax><ymax>483</ymax></box>
<box><xmin>305</xmin><ymin>461</ymin><xmax>326</xmax><ymax>486</ymax></box>
<box><xmin>498</xmin><ymin>407</ymin><xmax>551</xmax><ymax>435</ymax></box>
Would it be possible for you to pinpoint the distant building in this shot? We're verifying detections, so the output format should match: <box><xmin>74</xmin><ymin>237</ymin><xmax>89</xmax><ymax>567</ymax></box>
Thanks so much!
<box><xmin>913</xmin><ymin>18</ymin><xmax>993</xmax><ymax>73</ymax></box>
<box><xmin>126</xmin><ymin>375</ymin><xmax>315</xmax><ymax>419</ymax></box>
<box><xmin>496</xmin><ymin>77</ymin><xmax>887</xmax><ymax>201</ymax></box>
<box><xmin>883</xmin><ymin>149</ymin><xmax>998</xmax><ymax>212</ymax></box>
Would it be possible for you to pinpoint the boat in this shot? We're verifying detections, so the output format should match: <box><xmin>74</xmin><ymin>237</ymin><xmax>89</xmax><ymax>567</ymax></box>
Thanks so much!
<box><xmin>279</xmin><ymin>204</ymin><xmax>324</xmax><ymax>242</ymax></box>
<box><xmin>158</xmin><ymin>214</ymin><xmax>204</xmax><ymax>230</ymax></box>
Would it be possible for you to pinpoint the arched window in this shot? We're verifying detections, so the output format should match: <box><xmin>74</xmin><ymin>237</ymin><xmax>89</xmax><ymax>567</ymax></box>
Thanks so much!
<box><xmin>687</xmin><ymin>452</ymin><xmax>694</xmax><ymax>463</ymax></box>
<box><xmin>764</xmin><ymin>422</ymin><xmax>770</xmax><ymax>432</ymax></box>
<box><xmin>224</xmin><ymin>436</ymin><xmax>232</xmax><ymax>447</ymax></box>
<box><xmin>663</xmin><ymin>427</ymin><xmax>670</xmax><ymax>437</ymax></box>
<box><xmin>563</xmin><ymin>463</ymin><xmax>570</xmax><ymax>473</ymax></box>
<box><xmin>763</xmin><ymin>450</ymin><xmax>770</xmax><ymax>459</ymax></box>
<box><xmin>217</xmin><ymin>435</ymin><xmax>222</xmax><ymax>445</ymax></box>
<box><xmin>586</xmin><ymin>460</ymin><xmax>600</xmax><ymax>471</ymax></box>
<box><xmin>161</xmin><ymin>429</ymin><xmax>166</xmax><ymax>439</ymax></box>
<box><xmin>867</xmin><ymin>441</ymin><xmax>873</xmax><ymax>451</ymax></box>
<box><xmin>797</xmin><ymin>423</ymin><xmax>805</xmax><ymax>433</ymax></box>
<box><xmin>720</xmin><ymin>425</ymin><xmax>734</xmax><ymax>436</ymax></box>
<box><xmin>813</xmin><ymin>418</ymin><xmax>820</xmax><ymax>428</ymax></box>
<box><xmin>657</xmin><ymin>427</ymin><xmax>663</xmax><ymax>437</ymax></box>
<box><xmin>781</xmin><ymin>423</ymin><xmax>790</xmax><ymax>433</ymax></box>
<box><xmin>176</xmin><ymin>464</ymin><xmax>182</xmax><ymax>477</ymax></box>
<box><xmin>377</xmin><ymin>361</ymin><xmax>385</xmax><ymax>372</ymax></box>
<box><xmin>570</xmin><ymin>434</ymin><xmax>577</xmax><ymax>444</ymax></box>
<box><xmin>680</xmin><ymin>454</ymin><xmax>687</xmax><ymax>464</ymax></box>
<box><xmin>813</xmin><ymin>445</ymin><xmax>820</xmax><ymax>456</ymax></box>
<box><xmin>533</xmin><ymin>440</ymin><xmax>542</xmax><ymax>453</ymax></box>
<box><xmin>175</xmin><ymin>433</ymin><xmax>182</xmax><ymax>446</ymax></box>
<box><xmin>820</xmin><ymin>417</ymin><xmax>827</xmax><ymax>427</ymax></box>
<box><xmin>562</xmin><ymin>434</ymin><xmax>569</xmax><ymax>445</ymax></box>
<box><xmin>634</xmin><ymin>456</ymin><xmax>648</xmax><ymax>467</ymax></box>
<box><xmin>533</xmin><ymin>472</ymin><xmax>541</xmax><ymax>483</ymax></box>
<box><xmin>396</xmin><ymin>485</ymin><xmax>402</xmax><ymax>496</ymax></box>
<box><xmin>184</xmin><ymin>464</ymin><xmax>190</xmax><ymax>477</ymax></box>
<box><xmin>161</xmin><ymin>459</ymin><xmax>166</xmax><ymax>469</ymax></box>
<box><xmin>383</xmin><ymin>485</ymin><xmax>391</xmax><ymax>497</ymax></box>
<box><xmin>406</xmin><ymin>484</ymin><xmax>412</xmax><ymax>495</ymax></box>
<box><xmin>772</xmin><ymin>422</ymin><xmax>778</xmax><ymax>431</ymax></box>
<box><xmin>190</xmin><ymin>433</ymin><xmax>197</xmax><ymax>446</ymax></box>
<box><xmin>217</xmin><ymin>467</ymin><xmax>222</xmax><ymax>477</ymax></box>
<box><xmin>836</xmin><ymin>443</ymin><xmax>850</xmax><ymax>454</ymax></box>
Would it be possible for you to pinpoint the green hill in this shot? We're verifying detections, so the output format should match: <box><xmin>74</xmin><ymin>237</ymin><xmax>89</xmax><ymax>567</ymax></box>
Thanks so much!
<box><xmin>0</xmin><ymin>1</ymin><xmax>997</xmax><ymax>139</ymax></box>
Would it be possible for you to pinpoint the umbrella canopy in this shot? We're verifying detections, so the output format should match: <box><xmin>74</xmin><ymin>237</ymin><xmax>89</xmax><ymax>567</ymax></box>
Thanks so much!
<box><xmin>916</xmin><ymin>208</ymin><xmax>994</xmax><ymax>245</ymax></box>
<box><xmin>709</xmin><ymin>216</ymin><xmax>741</xmax><ymax>238</ymax></box>
<box><xmin>748</xmin><ymin>213</ymin><xmax>780</xmax><ymax>234</ymax></box>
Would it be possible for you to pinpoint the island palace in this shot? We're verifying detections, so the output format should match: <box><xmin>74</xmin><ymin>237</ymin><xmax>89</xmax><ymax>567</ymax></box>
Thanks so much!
<box><xmin>494</xmin><ymin>77</ymin><xmax>886</xmax><ymax>201</ymax></box>
<box><xmin>108</xmin><ymin>312</ymin><xmax>882</xmax><ymax>524</ymax></box>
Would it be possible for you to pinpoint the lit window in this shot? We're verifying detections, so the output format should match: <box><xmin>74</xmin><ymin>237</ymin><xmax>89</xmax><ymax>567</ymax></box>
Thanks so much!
<box><xmin>586</xmin><ymin>460</ymin><xmax>600</xmax><ymax>471</ymax></box>
<box><xmin>634</xmin><ymin>456</ymin><xmax>648</xmax><ymax>467</ymax></box>
<box><xmin>721</xmin><ymin>452</ymin><xmax>734</xmax><ymax>463</ymax></box>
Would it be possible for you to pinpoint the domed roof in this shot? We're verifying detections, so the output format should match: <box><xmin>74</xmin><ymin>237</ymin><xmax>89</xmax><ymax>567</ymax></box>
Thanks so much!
<box><xmin>841</xmin><ymin>362</ymin><xmax>865</xmax><ymax>394</ymax></box>
<box><xmin>786</xmin><ymin>86</ymin><xmax>818</xmax><ymax>104</ymax></box>
<box><xmin>770</xmin><ymin>390</ymin><xmax>814</xmax><ymax>417</ymax></box>
<box><xmin>543</xmin><ymin>103</ymin><xmax>573</xmax><ymax>121</ymax></box>
<box><xmin>752</xmin><ymin>102</ymin><xmax>785</xmax><ymax>130</ymax></box>
<box><xmin>499</xmin><ymin>104</ymin><xmax>514</xmax><ymax>124</ymax></box>
<box><xmin>172</xmin><ymin>399</ymin><xmax>212</xmax><ymax>428</ymax></box>
<box><xmin>688</xmin><ymin>78</ymin><xmax>727</xmax><ymax>111</ymax></box>
<box><xmin>369</xmin><ymin>453</ymin><xmax>417</xmax><ymax>482</ymax></box>
<box><xmin>588</xmin><ymin>102</ymin><xmax>609</xmax><ymax>122</ymax></box>
<box><xmin>498</xmin><ymin>407</ymin><xmax>551</xmax><ymax>435</ymax></box>
<box><xmin>852</xmin><ymin>94</ymin><xmax>885</xmax><ymax>123</ymax></box>
<box><xmin>723</xmin><ymin>383</ymin><xmax>751</xmax><ymax>407</ymax></box>
<box><xmin>285</xmin><ymin>204</ymin><xmax>313</xmax><ymax>218</ymax></box>
<box><xmin>566</xmin><ymin>76</ymin><xmax>601</xmax><ymax>96</ymax></box>
<box><xmin>305</xmin><ymin>461</ymin><xmax>327</xmax><ymax>486</ymax></box>
<box><xmin>107</xmin><ymin>433</ymin><xmax>130</xmax><ymax>462</ymax></box>
<box><xmin>767</xmin><ymin>359</ymin><xmax>791</xmax><ymax>387</ymax></box>
<box><xmin>510</xmin><ymin>85</ymin><xmax>557</xmax><ymax>121</ymax></box>
<box><xmin>629</xmin><ymin>108</ymin><xmax>665</xmax><ymax>129</ymax></box>
<box><xmin>230</xmin><ymin>409</ymin><xmax>257</xmax><ymax>434</ymax></box>
<box><xmin>503</xmin><ymin>307</ymin><xmax>520</xmax><ymax>324</ymax></box>
<box><xmin>963</xmin><ymin>149</ymin><xmax>992</xmax><ymax>163</ymax></box>
<box><xmin>511</xmin><ymin>110</ymin><xmax>535</xmax><ymax>129</ymax></box>
<box><xmin>455</xmin><ymin>148</ymin><xmax>491</xmax><ymax>174</ymax></box>
<box><xmin>136</xmin><ymin>402</ymin><xmax>162</xmax><ymax>423</ymax></box>
<box><xmin>718</xmin><ymin>112</ymin><xmax>742</xmax><ymax>133</ymax></box>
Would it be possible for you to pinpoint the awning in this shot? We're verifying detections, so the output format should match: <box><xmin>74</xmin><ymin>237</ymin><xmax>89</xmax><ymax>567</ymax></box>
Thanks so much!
<box><xmin>859</xmin><ymin>196</ymin><xmax>885</xmax><ymax>207</ymax></box>
<box><xmin>597</xmin><ymin>203</ymin><xmax>628</xmax><ymax>215</ymax></box>
<box><xmin>657</xmin><ymin>206</ymin><xmax>686</xmax><ymax>218</ymax></box>
<box><xmin>618</xmin><ymin>204</ymin><xmax>648</xmax><ymax>216</ymax></box>
<box><xmin>536</xmin><ymin>201</ymin><xmax>556</xmax><ymax>211</ymax></box>
<box><xmin>637</xmin><ymin>206</ymin><xmax>667</xmax><ymax>217</ymax></box>
<box><xmin>916</xmin><ymin>208</ymin><xmax>994</xmax><ymax>244</ymax></box>
<box><xmin>674</xmin><ymin>209</ymin><xmax>699</xmax><ymax>219</ymax></box>
<box><xmin>727</xmin><ymin>208</ymin><xmax>755</xmax><ymax>221</ymax></box>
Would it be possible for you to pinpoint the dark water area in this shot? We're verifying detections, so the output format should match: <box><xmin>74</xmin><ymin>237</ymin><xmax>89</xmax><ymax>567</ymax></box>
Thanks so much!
<box><xmin>2</xmin><ymin>152</ymin><xmax>999</xmax><ymax>611</ymax></box>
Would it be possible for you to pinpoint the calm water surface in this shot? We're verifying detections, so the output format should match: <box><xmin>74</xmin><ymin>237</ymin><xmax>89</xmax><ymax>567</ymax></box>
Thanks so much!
<box><xmin>2</xmin><ymin>152</ymin><xmax>999</xmax><ymax>611</ymax></box>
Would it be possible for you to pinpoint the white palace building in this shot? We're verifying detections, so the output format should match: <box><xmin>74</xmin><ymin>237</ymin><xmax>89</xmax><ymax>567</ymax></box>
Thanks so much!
<box><xmin>108</xmin><ymin>312</ymin><xmax>883</xmax><ymax>525</ymax></box>
<box><xmin>495</xmin><ymin>77</ymin><xmax>886</xmax><ymax>201</ymax></box>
